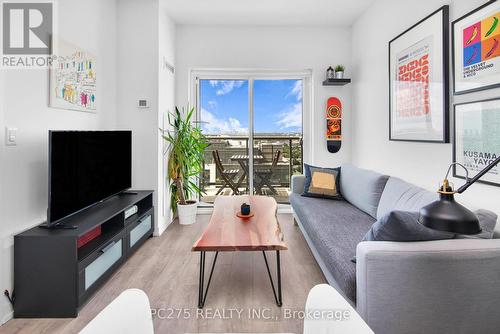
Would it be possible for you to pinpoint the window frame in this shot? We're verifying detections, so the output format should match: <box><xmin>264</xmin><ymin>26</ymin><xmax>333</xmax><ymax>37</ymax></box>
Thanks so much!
<box><xmin>189</xmin><ymin>69</ymin><xmax>312</xmax><ymax>209</ymax></box>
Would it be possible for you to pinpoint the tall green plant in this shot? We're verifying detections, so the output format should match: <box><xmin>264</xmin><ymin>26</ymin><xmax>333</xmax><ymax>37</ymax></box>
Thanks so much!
<box><xmin>162</xmin><ymin>106</ymin><xmax>209</xmax><ymax>213</ymax></box>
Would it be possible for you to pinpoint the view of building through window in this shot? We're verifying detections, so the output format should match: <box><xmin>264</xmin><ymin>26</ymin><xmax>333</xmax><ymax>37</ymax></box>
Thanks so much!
<box><xmin>199</xmin><ymin>78</ymin><xmax>303</xmax><ymax>204</ymax></box>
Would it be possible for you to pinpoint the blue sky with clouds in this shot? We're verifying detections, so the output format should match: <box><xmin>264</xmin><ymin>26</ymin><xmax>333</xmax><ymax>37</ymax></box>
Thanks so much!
<box><xmin>200</xmin><ymin>79</ymin><xmax>302</xmax><ymax>135</ymax></box>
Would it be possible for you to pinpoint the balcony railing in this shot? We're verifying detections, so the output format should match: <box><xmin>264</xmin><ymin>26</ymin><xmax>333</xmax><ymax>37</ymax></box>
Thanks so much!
<box><xmin>201</xmin><ymin>135</ymin><xmax>303</xmax><ymax>204</ymax></box>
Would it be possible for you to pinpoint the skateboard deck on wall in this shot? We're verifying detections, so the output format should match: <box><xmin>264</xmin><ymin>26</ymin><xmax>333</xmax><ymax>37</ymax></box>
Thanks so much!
<box><xmin>327</xmin><ymin>97</ymin><xmax>342</xmax><ymax>153</ymax></box>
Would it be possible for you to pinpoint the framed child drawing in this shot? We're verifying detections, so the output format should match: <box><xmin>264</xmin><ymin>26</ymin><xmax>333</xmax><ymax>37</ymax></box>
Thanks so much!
<box><xmin>49</xmin><ymin>38</ymin><xmax>97</xmax><ymax>112</ymax></box>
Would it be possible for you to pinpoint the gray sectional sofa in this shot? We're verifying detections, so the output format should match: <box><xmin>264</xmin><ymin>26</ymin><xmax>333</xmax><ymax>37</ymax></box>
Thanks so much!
<box><xmin>291</xmin><ymin>164</ymin><xmax>500</xmax><ymax>334</ymax></box>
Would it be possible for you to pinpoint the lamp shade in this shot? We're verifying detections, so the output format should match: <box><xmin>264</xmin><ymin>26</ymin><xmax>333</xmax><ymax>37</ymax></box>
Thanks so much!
<box><xmin>419</xmin><ymin>192</ymin><xmax>481</xmax><ymax>234</ymax></box>
<box><xmin>420</xmin><ymin>156</ymin><xmax>500</xmax><ymax>234</ymax></box>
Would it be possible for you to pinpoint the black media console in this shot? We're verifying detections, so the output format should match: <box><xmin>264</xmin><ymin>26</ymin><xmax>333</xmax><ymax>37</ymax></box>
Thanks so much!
<box><xmin>14</xmin><ymin>191</ymin><xmax>154</xmax><ymax>318</ymax></box>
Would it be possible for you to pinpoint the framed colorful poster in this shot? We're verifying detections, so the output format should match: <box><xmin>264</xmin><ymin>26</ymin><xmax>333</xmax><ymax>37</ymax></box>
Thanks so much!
<box><xmin>452</xmin><ymin>0</ymin><xmax>500</xmax><ymax>95</ymax></box>
<box><xmin>454</xmin><ymin>98</ymin><xmax>500</xmax><ymax>187</ymax></box>
<box><xmin>389</xmin><ymin>6</ymin><xmax>449</xmax><ymax>143</ymax></box>
<box><xmin>49</xmin><ymin>38</ymin><xmax>97</xmax><ymax>112</ymax></box>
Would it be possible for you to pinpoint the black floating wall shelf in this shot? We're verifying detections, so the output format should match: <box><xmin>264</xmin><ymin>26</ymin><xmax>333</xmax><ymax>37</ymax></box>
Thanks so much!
<box><xmin>322</xmin><ymin>78</ymin><xmax>351</xmax><ymax>86</ymax></box>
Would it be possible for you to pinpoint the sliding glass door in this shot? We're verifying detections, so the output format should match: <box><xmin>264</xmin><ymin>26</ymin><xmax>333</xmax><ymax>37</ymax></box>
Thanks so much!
<box><xmin>252</xmin><ymin>79</ymin><xmax>303</xmax><ymax>202</ymax></box>
<box><xmin>199</xmin><ymin>79</ymin><xmax>250</xmax><ymax>202</ymax></box>
<box><xmin>197</xmin><ymin>74</ymin><xmax>304</xmax><ymax>204</ymax></box>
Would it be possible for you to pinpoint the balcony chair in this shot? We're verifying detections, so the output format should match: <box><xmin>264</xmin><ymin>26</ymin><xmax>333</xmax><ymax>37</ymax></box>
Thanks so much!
<box><xmin>212</xmin><ymin>150</ymin><xmax>240</xmax><ymax>195</ymax></box>
<box><xmin>255</xmin><ymin>150</ymin><xmax>281</xmax><ymax>195</ymax></box>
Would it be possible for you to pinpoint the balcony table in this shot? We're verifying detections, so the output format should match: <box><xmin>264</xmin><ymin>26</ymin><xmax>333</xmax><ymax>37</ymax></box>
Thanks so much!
<box><xmin>230</xmin><ymin>154</ymin><xmax>264</xmax><ymax>190</ymax></box>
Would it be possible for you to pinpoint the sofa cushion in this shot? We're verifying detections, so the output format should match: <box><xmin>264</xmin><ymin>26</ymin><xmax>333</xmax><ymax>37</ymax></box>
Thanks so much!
<box><xmin>340</xmin><ymin>164</ymin><xmax>389</xmax><ymax>219</ymax></box>
<box><xmin>365</xmin><ymin>209</ymin><xmax>498</xmax><ymax>242</ymax></box>
<box><xmin>290</xmin><ymin>192</ymin><xmax>375</xmax><ymax>302</ymax></box>
<box><xmin>363</xmin><ymin>211</ymin><xmax>455</xmax><ymax>242</ymax></box>
<box><xmin>456</xmin><ymin>209</ymin><xmax>498</xmax><ymax>239</ymax></box>
<box><xmin>377</xmin><ymin>177</ymin><xmax>438</xmax><ymax>220</ymax></box>
<box><xmin>302</xmin><ymin>164</ymin><xmax>343</xmax><ymax>200</ymax></box>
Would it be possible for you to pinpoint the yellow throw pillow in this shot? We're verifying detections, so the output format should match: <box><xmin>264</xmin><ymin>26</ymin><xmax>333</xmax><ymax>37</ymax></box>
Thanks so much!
<box><xmin>302</xmin><ymin>164</ymin><xmax>342</xmax><ymax>200</ymax></box>
<box><xmin>309</xmin><ymin>171</ymin><xmax>338</xmax><ymax>196</ymax></box>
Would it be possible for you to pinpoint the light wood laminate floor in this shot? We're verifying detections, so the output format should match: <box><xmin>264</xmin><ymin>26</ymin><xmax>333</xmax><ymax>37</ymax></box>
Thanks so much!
<box><xmin>0</xmin><ymin>213</ymin><xmax>326</xmax><ymax>334</ymax></box>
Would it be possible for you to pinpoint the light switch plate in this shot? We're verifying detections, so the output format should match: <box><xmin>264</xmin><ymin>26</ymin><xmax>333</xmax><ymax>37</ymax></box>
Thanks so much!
<box><xmin>5</xmin><ymin>127</ymin><xmax>17</xmax><ymax>146</ymax></box>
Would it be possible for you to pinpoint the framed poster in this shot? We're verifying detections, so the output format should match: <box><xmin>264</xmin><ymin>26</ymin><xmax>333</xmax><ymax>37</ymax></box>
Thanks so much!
<box><xmin>389</xmin><ymin>6</ymin><xmax>449</xmax><ymax>143</ymax></box>
<box><xmin>454</xmin><ymin>98</ymin><xmax>500</xmax><ymax>187</ymax></box>
<box><xmin>452</xmin><ymin>0</ymin><xmax>500</xmax><ymax>95</ymax></box>
<box><xmin>49</xmin><ymin>38</ymin><xmax>97</xmax><ymax>112</ymax></box>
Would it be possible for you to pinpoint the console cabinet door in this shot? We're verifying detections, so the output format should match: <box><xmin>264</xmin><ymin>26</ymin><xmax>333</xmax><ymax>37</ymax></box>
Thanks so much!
<box><xmin>127</xmin><ymin>211</ymin><xmax>154</xmax><ymax>254</ymax></box>
<box><xmin>78</xmin><ymin>232</ymin><xmax>125</xmax><ymax>303</ymax></box>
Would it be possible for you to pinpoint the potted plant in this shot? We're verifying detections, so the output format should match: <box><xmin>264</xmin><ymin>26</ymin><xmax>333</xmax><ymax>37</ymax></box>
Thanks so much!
<box><xmin>334</xmin><ymin>65</ymin><xmax>345</xmax><ymax>79</ymax></box>
<box><xmin>162</xmin><ymin>106</ymin><xmax>209</xmax><ymax>225</ymax></box>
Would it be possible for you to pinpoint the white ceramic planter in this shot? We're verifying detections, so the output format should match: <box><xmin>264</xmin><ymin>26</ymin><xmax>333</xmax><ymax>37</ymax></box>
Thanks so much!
<box><xmin>335</xmin><ymin>71</ymin><xmax>345</xmax><ymax>79</ymax></box>
<box><xmin>178</xmin><ymin>200</ymin><xmax>198</xmax><ymax>225</ymax></box>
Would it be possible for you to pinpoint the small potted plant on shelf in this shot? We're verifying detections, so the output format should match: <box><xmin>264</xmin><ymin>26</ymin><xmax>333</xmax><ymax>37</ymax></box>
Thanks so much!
<box><xmin>162</xmin><ymin>106</ymin><xmax>209</xmax><ymax>225</ymax></box>
<box><xmin>334</xmin><ymin>65</ymin><xmax>345</xmax><ymax>79</ymax></box>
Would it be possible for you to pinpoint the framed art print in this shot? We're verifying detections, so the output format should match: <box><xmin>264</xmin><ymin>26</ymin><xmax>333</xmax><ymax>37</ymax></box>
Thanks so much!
<box><xmin>452</xmin><ymin>0</ymin><xmax>500</xmax><ymax>94</ymax></box>
<box><xmin>49</xmin><ymin>38</ymin><xmax>97</xmax><ymax>112</ymax></box>
<box><xmin>389</xmin><ymin>6</ymin><xmax>449</xmax><ymax>143</ymax></box>
<box><xmin>454</xmin><ymin>98</ymin><xmax>500</xmax><ymax>187</ymax></box>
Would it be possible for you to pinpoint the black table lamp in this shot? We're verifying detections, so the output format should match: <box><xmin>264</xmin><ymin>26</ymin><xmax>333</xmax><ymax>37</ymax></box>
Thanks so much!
<box><xmin>419</xmin><ymin>155</ymin><xmax>500</xmax><ymax>234</ymax></box>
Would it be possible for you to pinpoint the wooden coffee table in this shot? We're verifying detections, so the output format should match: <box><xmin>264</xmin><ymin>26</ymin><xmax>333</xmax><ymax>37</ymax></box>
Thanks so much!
<box><xmin>192</xmin><ymin>195</ymin><xmax>287</xmax><ymax>308</ymax></box>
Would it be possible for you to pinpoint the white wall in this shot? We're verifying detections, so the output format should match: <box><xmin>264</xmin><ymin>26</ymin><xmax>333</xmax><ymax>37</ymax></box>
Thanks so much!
<box><xmin>352</xmin><ymin>0</ymin><xmax>500</xmax><ymax>218</ymax></box>
<box><xmin>175</xmin><ymin>25</ymin><xmax>352</xmax><ymax>167</ymax></box>
<box><xmin>0</xmin><ymin>0</ymin><xmax>118</xmax><ymax>323</ymax></box>
<box><xmin>158</xmin><ymin>7</ymin><xmax>176</xmax><ymax>232</ymax></box>
<box><xmin>0</xmin><ymin>0</ymin><xmax>174</xmax><ymax>323</ymax></box>
<box><xmin>0</xmin><ymin>55</ymin><xmax>7</xmax><ymax>324</ymax></box>
<box><xmin>117</xmin><ymin>0</ymin><xmax>170</xmax><ymax>235</ymax></box>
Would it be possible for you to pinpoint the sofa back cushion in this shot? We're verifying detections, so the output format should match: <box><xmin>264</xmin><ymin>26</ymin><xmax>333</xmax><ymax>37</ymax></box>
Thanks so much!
<box><xmin>364</xmin><ymin>209</ymin><xmax>498</xmax><ymax>241</ymax></box>
<box><xmin>456</xmin><ymin>209</ymin><xmax>498</xmax><ymax>239</ymax></box>
<box><xmin>363</xmin><ymin>210</ymin><xmax>455</xmax><ymax>241</ymax></box>
<box><xmin>377</xmin><ymin>176</ymin><xmax>437</xmax><ymax>220</ymax></box>
<box><xmin>340</xmin><ymin>164</ymin><xmax>389</xmax><ymax>218</ymax></box>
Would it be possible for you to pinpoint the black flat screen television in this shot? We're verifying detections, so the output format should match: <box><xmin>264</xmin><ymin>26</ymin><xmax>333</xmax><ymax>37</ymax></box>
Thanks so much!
<box><xmin>48</xmin><ymin>131</ymin><xmax>132</xmax><ymax>226</ymax></box>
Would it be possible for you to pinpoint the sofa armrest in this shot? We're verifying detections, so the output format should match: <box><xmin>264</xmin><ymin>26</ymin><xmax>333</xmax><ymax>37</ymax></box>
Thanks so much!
<box><xmin>291</xmin><ymin>175</ymin><xmax>305</xmax><ymax>194</ymax></box>
<box><xmin>356</xmin><ymin>239</ymin><xmax>500</xmax><ymax>334</ymax></box>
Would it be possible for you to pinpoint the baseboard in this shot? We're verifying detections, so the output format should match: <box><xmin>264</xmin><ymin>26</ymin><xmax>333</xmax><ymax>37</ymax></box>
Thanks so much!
<box><xmin>154</xmin><ymin>217</ymin><xmax>174</xmax><ymax>236</ymax></box>
<box><xmin>277</xmin><ymin>205</ymin><xmax>292</xmax><ymax>214</ymax></box>
<box><xmin>196</xmin><ymin>207</ymin><xmax>213</xmax><ymax>215</ymax></box>
<box><xmin>155</xmin><ymin>221</ymin><xmax>168</xmax><ymax>236</ymax></box>
<box><xmin>1</xmin><ymin>310</ymin><xmax>13</xmax><ymax>326</ymax></box>
<box><xmin>1</xmin><ymin>235</ymin><xmax>14</xmax><ymax>327</ymax></box>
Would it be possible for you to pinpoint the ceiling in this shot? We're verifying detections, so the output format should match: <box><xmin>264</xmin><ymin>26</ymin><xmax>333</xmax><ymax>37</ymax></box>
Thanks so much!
<box><xmin>160</xmin><ymin>0</ymin><xmax>376</xmax><ymax>26</ymax></box>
